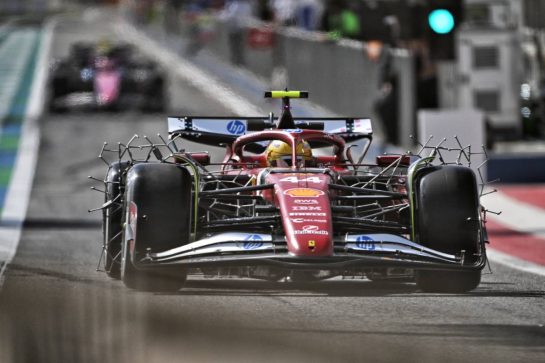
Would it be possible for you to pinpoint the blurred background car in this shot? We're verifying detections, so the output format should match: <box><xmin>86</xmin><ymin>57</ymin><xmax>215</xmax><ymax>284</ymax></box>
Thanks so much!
<box><xmin>48</xmin><ymin>40</ymin><xmax>167</xmax><ymax>112</ymax></box>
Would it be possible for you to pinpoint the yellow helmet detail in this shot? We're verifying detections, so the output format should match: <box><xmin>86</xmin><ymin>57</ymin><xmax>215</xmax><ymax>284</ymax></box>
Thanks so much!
<box><xmin>96</xmin><ymin>38</ymin><xmax>112</xmax><ymax>55</ymax></box>
<box><xmin>266</xmin><ymin>140</ymin><xmax>312</xmax><ymax>167</ymax></box>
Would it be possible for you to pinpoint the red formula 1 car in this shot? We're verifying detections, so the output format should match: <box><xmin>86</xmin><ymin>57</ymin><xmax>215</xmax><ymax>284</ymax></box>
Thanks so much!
<box><xmin>95</xmin><ymin>91</ymin><xmax>488</xmax><ymax>293</ymax></box>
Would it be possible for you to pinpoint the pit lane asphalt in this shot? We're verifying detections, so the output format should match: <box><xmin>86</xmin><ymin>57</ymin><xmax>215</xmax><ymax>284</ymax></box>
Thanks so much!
<box><xmin>1</xmin><ymin>10</ymin><xmax>545</xmax><ymax>363</ymax></box>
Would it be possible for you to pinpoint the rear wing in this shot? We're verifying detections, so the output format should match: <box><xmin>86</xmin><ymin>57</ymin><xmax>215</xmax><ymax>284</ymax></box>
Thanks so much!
<box><xmin>167</xmin><ymin>117</ymin><xmax>373</xmax><ymax>147</ymax></box>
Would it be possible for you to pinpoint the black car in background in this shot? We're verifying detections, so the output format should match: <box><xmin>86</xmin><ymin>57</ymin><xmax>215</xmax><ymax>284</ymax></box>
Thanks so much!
<box><xmin>49</xmin><ymin>41</ymin><xmax>166</xmax><ymax>112</ymax></box>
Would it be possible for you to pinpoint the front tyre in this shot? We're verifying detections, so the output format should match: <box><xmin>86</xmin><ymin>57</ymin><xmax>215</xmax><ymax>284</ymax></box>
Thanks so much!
<box><xmin>120</xmin><ymin>233</ymin><xmax>187</xmax><ymax>292</ymax></box>
<box><xmin>414</xmin><ymin>165</ymin><xmax>483</xmax><ymax>293</ymax></box>
<box><xmin>102</xmin><ymin>161</ymin><xmax>130</xmax><ymax>279</ymax></box>
<box><xmin>121</xmin><ymin>163</ymin><xmax>192</xmax><ymax>292</ymax></box>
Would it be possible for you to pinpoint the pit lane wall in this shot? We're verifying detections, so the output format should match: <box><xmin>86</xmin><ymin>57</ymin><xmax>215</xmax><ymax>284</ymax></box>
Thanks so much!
<box><xmin>203</xmin><ymin>21</ymin><xmax>415</xmax><ymax>148</ymax></box>
<box><xmin>123</xmin><ymin>3</ymin><xmax>415</xmax><ymax>148</ymax></box>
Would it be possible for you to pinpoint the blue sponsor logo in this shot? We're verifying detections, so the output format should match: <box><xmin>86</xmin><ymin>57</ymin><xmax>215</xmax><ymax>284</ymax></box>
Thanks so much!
<box><xmin>284</xmin><ymin>128</ymin><xmax>303</xmax><ymax>133</ymax></box>
<box><xmin>243</xmin><ymin>234</ymin><xmax>263</xmax><ymax>250</ymax></box>
<box><xmin>355</xmin><ymin>235</ymin><xmax>375</xmax><ymax>251</ymax></box>
<box><xmin>80</xmin><ymin>68</ymin><xmax>94</xmax><ymax>81</ymax></box>
<box><xmin>227</xmin><ymin>120</ymin><xmax>246</xmax><ymax>135</ymax></box>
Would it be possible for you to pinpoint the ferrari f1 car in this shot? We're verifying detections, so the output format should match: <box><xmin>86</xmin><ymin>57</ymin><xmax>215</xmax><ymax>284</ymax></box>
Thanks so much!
<box><xmin>49</xmin><ymin>41</ymin><xmax>166</xmax><ymax>112</ymax></box>
<box><xmin>94</xmin><ymin>91</ymin><xmax>488</xmax><ymax>293</ymax></box>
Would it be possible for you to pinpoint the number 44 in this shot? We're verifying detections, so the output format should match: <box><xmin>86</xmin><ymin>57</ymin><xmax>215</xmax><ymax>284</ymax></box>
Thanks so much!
<box><xmin>280</xmin><ymin>176</ymin><xmax>321</xmax><ymax>183</ymax></box>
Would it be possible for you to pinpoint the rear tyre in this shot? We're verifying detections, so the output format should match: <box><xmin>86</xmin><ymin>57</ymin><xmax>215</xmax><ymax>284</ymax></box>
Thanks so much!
<box><xmin>141</xmin><ymin>97</ymin><xmax>165</xmax><ymax>113</ymax></box>
<box><xmin>49</xmin><ymin>68</ymin><xmax>71</xmax><ymax>113</ymax></box>
<box><xmin>121</xmin><ymin>163</ymin><xmax>192</xmax><ymax>292</ymax></box>
<box><xmin>414</xmin><ymin>165</ymin><xmax>482</xmax><ymax>293</ymax></box>
<box><xmin>142</xmin><ymin>78</ymin><xmax>166</xmax><ymax>112</ymax></box>
<box><xmin>48</xmin><ymin>97</ymin><xmax>68</xmax><ymax>113</ymax></box>
<box><xmin>102</xmin><ymin>161</ymin><xmax>129</xmax><ymax>279</ymax></box>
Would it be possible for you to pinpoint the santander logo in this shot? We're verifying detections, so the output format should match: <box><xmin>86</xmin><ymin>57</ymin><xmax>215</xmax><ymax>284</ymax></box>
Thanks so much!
<box><xmin>294</xmin><ymin>225</ymin><xmax>328</xmax><ymax>235</ymax></box>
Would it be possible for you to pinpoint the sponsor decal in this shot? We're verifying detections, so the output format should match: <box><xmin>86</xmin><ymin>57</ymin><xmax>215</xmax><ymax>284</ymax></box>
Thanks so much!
<box><xmin>289</xmin><ymin>212</ymin><xmax>327</xmax><ymax>217</ymax></box>
<box><xmin>292</xmin><ymin>206</ymin><xmax>322</xmax><ymax>211</ymax></box>
<box><xmin>294</xmin><ymin>225</ymin><xmax>329</xmax><ymax>235</ymax></box>
<box><xmin>80</xmin><ymin>68</ymin><xmax>93</xmax><ymax>81</ymax></box>
<box><xmin>308</xmin><ymin>240</ymin><xmax>316</xmax><ymax>248</ymax></box>
<box><xmin>294</xmin><ymin>199</ymin><xmax>319</xmax><ymax>205</ymax></box>
<box><xmin>284</xmin><ymin>128</ymin><xmax>303</xmax><ymax>133</ymax></box>
<box><xmin>354</xmin><ymin>119</ymin><xmax>372</xmax><ymax>134</ymax></box>
<box><xmin>226</xmin><ymin>120</ymin><xmax>246</xmax><ymax>135</ymax></box>
<box><xmin>290</xmin><ymin>218</ymin><xmax>327</xmax><ymax>223</ymax></box>
<box><xmin>127</xmin><ymin>202</ymin><xmax>138</xmax><ymax>252</ymax></box>
<box><xmin>241</xmin><ymin>234</ymin><xmax>264</xmax><ymax>250</ymax></box>
<box><xmin>355</xmin><ymin>235</ymin><xmax>375</xmax><ymax>251</ymax></box>
<box><xmin>294</xmin><ymin>230</ymin><xmax>329</xmax><ymax>235</ymax></box>
<box><xmin>284</xmin><ymin>188</ymin><xmax>324</xmax><ymax>197</ymax></box>
<box><xmin>279</xmin><ymin>176</ymin><xmax>321</xmax><ymax>183</ymax></box>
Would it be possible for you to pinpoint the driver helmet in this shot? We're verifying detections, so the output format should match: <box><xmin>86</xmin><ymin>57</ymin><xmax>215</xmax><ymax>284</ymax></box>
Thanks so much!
<box><xmin>96</xmin><ymin>38</ymin><xmax>113</xmax><ymax>56</ymax></box>
<box><xmin>265</xmin><ymin>140</ymin><xmax>312</xmax><ymax>167</ymax></box>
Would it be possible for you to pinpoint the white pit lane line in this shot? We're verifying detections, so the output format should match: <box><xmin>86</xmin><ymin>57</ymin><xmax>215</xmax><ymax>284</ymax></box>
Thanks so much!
<box><xmin>487</xmin><ymin>249</ymin><xmax>545</xmax><ymax>277</ymax></box>
<box><xmin>483</xmin><ymin>191</ymin><xmax>545</xmax><ymax>240</ymax></box>
<box><xmin>0</xmin><ymin>19</ymin><xmax>55</xmax><ymax>288</ymax></box>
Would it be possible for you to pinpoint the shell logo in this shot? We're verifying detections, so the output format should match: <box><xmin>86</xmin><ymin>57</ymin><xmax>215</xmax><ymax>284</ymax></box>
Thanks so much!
<box><xmin>284</xmin><ymin>188</ymin><xmax>324</xmax><ymax>197</ymax></box>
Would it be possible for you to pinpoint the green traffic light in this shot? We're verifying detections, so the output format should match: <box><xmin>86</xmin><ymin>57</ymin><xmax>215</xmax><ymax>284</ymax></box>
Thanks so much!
<box><xmin>429</xmin><ymin>9</ymin><xmax>455</xmax><ymax>34</ymax></box>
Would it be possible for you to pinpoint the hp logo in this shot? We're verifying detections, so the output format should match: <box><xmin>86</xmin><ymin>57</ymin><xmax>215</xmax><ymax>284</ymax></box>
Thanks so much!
<box><xmin>243</xmin><ymin>234</ymin><xmax>263</xmax><ymax>250</ymax></box>
<box><xmin>355</xmin><ymin>235</ymin><xmax>375</xmax><ymax>251</ymax></box>
<box><xmin>227</xmin><ymin>120</ymin><xmax>246</xmax><ymax>135</ymax></box>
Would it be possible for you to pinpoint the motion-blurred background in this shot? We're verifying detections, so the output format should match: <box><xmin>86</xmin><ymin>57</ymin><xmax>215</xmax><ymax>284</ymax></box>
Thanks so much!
<box><xmin>5</xmin><ymin>0</ymin><xmax>543</xmax><ymax>181</ymax></box>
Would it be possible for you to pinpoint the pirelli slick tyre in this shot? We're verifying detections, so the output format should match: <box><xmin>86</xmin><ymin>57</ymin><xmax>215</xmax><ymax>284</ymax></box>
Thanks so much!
<box><xmin>414</xmin><ymin>165</ymin><xmax>482</xmax><ymax>293</ymax></box>
<box><xmin>48</xmin><ymin>83</ymin><xmax>68</xmax><ymax>113</ymax></box>
<box><xmin>141</xmin><ymin>77</ymin><xmax>166</xmax><ymax>113</ymax></box>
<box><xmin>121</xmin><ymin>163</ymin><xmax>192</xmax><ymax>292</ymax></box>
<box><xmin>102</xmin><ymin>161</ymin><xmax>130</xmax><ymax>279</ymax></box>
